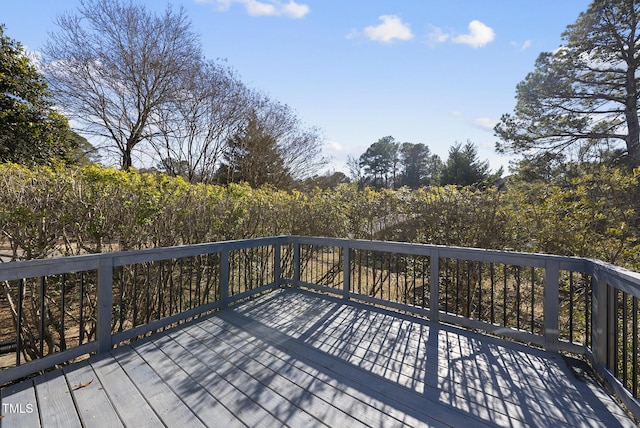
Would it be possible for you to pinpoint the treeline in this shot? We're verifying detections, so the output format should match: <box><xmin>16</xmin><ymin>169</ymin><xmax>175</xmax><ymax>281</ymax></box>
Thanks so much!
<box><xmin>1</xmin><ymin>163</ymin><xmax>637</xmax><ymax>271</ymax></box>
<box><xmin>349</xmin><ymin>137</ymin><xmax>502</xmax><ymax>190</ymax></box>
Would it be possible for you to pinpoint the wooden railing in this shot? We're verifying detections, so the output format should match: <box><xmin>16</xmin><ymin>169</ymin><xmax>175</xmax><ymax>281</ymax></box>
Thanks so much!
<box><xmin>0</xmin><ymin>236</ymin><xmax>638</xmax><ymax>418</ymax></box>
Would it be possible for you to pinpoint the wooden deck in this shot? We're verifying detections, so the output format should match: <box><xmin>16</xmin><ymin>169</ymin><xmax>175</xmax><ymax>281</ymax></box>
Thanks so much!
<box><xmin>1</xmin><ymin>288</ymin><xmax>635</xmax><ymax>427</ymax></box>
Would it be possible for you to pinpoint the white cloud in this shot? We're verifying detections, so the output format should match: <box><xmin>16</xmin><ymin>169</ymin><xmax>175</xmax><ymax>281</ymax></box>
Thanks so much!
<box><xmin>472</xmin><ymin>117</ymin><xmax>497</xmax><ymax>131</ymax></box>
<box><xmin>362</xmin><ymin>15</ymin><xmax>414</xmax><ymax>44</ymax></box>
<box><xmin>324</xmin><ymin>140</ymin><xmax>344</xmax><ymax>152</ymax></box>
<box><xmin>197</xmin><ymin>0</ymin><xmax>310</xmax><ymax>18</ymax></box>
<box><xmin>511</xmin><ymin>39</ymin><xmax>532</xmax><ymax>51</ymax></box>
<box><xmin>426</xmin><ymin>25</ymin><xmax>449</xmax><ymax>46</ymax></box>
<box><xmin>452</xmin><ymin>20</ymin><xmax>495</xmax><ymax>48</ymax></box>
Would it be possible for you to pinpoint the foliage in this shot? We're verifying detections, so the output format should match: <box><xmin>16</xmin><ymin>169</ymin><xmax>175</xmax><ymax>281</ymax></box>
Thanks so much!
<box><xmin>0</xmin><ymin>163</ymin><xmax>637</xmax><ymax>272</ymax></box>
<box><xmin>358</xmin><ymin>136</ymin><xmax>399</xmax><ymax>188</ymax></box>
<box><xmin>215</xmin><ymin>112</ymin><xmax>292</xmax><ymax>188</ymax></box>
<box><xmin>398</xmin><ymin>142</ymin><xmax>442</xmax><ymax>188</ymax></box>
<box><xmin>0</xmin><ymin>25</ymin><xmax>75</xmax><ymax>166</ymax></box>
<box><xmin>495</xmin><ymin>0</ymin><xmax>640</xmax><ymax>168</ymax></box>
<box><xmin>440</xmin><ymin>140</ymin><xmax>501</xmax><ymax>188</ymax></box>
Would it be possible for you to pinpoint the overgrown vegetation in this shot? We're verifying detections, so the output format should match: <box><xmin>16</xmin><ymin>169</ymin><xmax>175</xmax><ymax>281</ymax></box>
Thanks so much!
<box><xmin>0</xmin><ymin>163</ymin><xmax>637</xmax><ymax>271</ymax></box>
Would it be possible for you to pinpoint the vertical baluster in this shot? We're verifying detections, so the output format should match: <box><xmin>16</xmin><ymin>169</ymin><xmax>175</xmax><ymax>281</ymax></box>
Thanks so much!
<box><xmin>16</xmin><ymin>279</ymin><xmax>24</xmax><ymax>366</ymax></box>
<box><xmin>530</xmin><ymin>266</ymin><xmax>535</xmax><ymax>333</ymax></box>
<box><xmin>60</xmin><ymin>273</ymin><xmax>66</xmax><ymax>351</ymax></box>
<box><xmin>145</xmin><ymin>263</ymin><xmax>151</xmax><ymax>324</ymax></box>
<box><xmin>444</xmin><ymin>258</ymin><xmax>449</xmax><ymax>313</ymax></box>
<box><xmin>503</xmin><ymin>265</ymin><xmax>508</xmax><ymax>327</ymax></box>
<box><xmin>178</xmin><ymin>258</ymin><xmax>183</xmax><ymax>313</ymax></box>
<box><xmin>516</xmin><ymin>266</ymin><xmax>521</xmax><ymax>330</ymax></box>
<box><xmin>188</xmin><ymin>257</ymin><xmax>194</xmax><ymax>308</ymax></box>
<box><xmin>119</xmin><ymin>266</ymin><xmax>125</xmax><ymax>332</ymax></box>
<box><xmin>387</xmin><ymin>252</ymin><xmax>392</xmax><ymax>301</ymax></box>
<box><xmin>611</xmin><ymin>288</ymin><xmax>619</xmax><ymax>374</ymax></box>
<box><xmin>132</xmin><ymin>264</ymin><xmax>138</xmax><ymax>326</ymax></box>
<box><xmin>622</xmin><ymin>292</ymin><xmax>628</xmax><ymax>388</ymax></box>
<box><xmin>244</xmin><ymin>248</ymin><xmax>249</xmax><ymax>292</ymax></box>
<box><xmin>455</xmin><ymin>259</ymin><xmax>460</xmax><ymax>316</ymax></box>
<box><xmin>466</xmin><ymin>261</ymin><xmax>471</xmax><ymax>318</ymax></box>
<box><xmin>569</xmin><ymin>272</ymin><xmax>574</xmax><ymax>343</ymax></box>
<box><xmin>423</xmin><ymin>255</ymin><xmax>428</xmax><ymax>309</ymax></box>
<box><xmin>171</xmin><ymin>259</ymin><xmax>176</xmax><ymax>315</ymax></box>
<box><xmin>478</xmin><ymin>262</ymin><xmax>483</xmax><ymax>321</ymax></box>
<box><xmin>397</xmin><ymin>254</ymin><xmax>402</xmax><ymax>303</ymax></box>
<box><xmin>39</xmin><ymin>276</ymin><xmax>45</xmax><ymax>358</ymax></box>
<box><xmin>79</xmin><ymin>272</ymin><xmax>85</xmax><ymax>345</ymax></box>
<box><xmin>490</xmin><ymin>263</ymin><xmax>495</xmax><ymax>324</ymax></box>
<box><xmin>357</xmin><ymin>250</ymin><xmax>362</xmax><ymax>295</ymax></box>
<box><xmin>411</xmin><ymin>256</ymin><xmax>416</xmax><ymax>306</ymax></box>
<box><xmin>633</xmin><ymin>296</ymin><xmax>638</xmax><ymax>398</ymax></box>
<box><xmin>157</xmin><ymin>260</ymin><xmax>163</xmax><ymax>319</ymax></box>
<box><xmin>586</xmin><ymin>274</ymin><xmax>591</xmax><ymax>347</ymax></box>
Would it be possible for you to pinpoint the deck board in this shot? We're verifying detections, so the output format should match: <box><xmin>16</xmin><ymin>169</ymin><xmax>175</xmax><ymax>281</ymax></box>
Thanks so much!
<box><xmin>1</xmin><ymin>288</ymin><xmax>636</xmax><ymax>427</ymax></box>
<box><xmin>88</xmin><ymin>352</ymin><xmax>163</xmax><ymax>427</ymax></box>
<box><xmin>34</xmin><ymin>369</ymin><xmax>82</xmax><ymax>428</ymax></box>
<box><xmin>63</xmin><ymin>360</ymin><xmax>123</xmax><ymax>428</ymax></box>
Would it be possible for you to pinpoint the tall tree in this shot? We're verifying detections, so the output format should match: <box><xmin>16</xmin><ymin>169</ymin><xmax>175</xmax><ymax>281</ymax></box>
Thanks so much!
<box><xmin>359</xmin><ymin>136</ymin><xmax>399</xmax><ymax>188</ymax></box>
<box><xmin>152</xmin><ymin>60</ymin><xmax>249</xmax><ymax>183</ymax></box>
<box><xmin>0</xmin><ymin>25</ymin><xmax>73</xmax><ymax>165</ymax></box>
<box><xmin>216</xmin><ymin>112</ymin><xmax>292</xmax><ymax>188</ymax></box>
<box><xmin>441</xmin><ymin>141</ymin><xmax>499</xmax><ymax>188</ymax></box>
<box><xmin>398</xmin><ymin>142</ymin><xmax>442</xmax><ymax>188</ymax></box>
<box><xmin>43</xmin><ymin>0</ymin><xmax>202</xmax><ymax>170</ymax></box>
<box><xmin>495</xmin><ymin>0</ymin><xmax>640</xmax><ymax>168</ymax></box>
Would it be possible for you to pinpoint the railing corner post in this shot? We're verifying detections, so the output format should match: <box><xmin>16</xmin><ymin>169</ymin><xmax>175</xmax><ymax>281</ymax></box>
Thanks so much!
<box><xmin>97</xmin><ymin>257</ymin><xmax>114</xmax><ymax>354</ymax></box>
<box><xmin>544</xmin><ymin>260</ymin><xmax>560</xmax><ymax>352</ymax></box>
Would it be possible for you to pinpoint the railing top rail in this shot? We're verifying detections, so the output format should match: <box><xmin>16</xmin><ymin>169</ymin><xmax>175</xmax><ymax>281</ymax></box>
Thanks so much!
<box><xmin>0</xmin><ymin>236</ymin><xmax>288</xmax><ymax>282</ymax></box>
<box><xmin>588</xmin><ymin>258</ymin><xmax>640</xmax><ymax>299</ymax></box>
<box><xmin>289</xmin><ymin>235</ymin><xmax>589</xmax><ymax>271</ymax></box>
<box><xmin>1</xmin><ymin>235</ymin><xmax>638</xmax><ymax>298</ymax></box>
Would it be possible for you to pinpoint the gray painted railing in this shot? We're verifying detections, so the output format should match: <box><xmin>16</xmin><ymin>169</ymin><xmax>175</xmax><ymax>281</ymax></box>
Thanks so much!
<box><xmin>0</xmin><ymin>236</ymin><xmax>638</xmax><ymax>419</ymax></box>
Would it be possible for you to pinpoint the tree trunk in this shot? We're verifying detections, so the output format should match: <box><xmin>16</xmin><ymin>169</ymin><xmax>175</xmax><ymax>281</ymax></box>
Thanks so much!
<box><xmin>121</xmin><ymin>148</ymin><xmax>132</xmax><ymax>170</ymax></box>
<box><xmin>625</xmin><ymin>66</ymin><xmax>640</xmax><ymax>168</ymax></box>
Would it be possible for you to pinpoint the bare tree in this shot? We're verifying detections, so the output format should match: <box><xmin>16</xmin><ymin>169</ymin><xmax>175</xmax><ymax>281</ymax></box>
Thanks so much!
<box><xmin>153</xmin><ymin>61</ymin><xmax>249</xmax><ymax>183</ymax></box>
<box><xmin>250</xmin><ymin>94</ymin><xmax>327</xmax><ymax>182</ymax></box>
<box><xmin>43</xmin><ymin>0</ymin><xmax>202</xmax><ymax>169</ymax></box>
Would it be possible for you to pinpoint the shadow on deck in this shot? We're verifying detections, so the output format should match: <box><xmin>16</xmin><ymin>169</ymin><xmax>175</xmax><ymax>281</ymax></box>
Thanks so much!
<box><xmin>1</xmin><ymin>288</ymin><xmax>635</xmax><ymax>427</ymax></box>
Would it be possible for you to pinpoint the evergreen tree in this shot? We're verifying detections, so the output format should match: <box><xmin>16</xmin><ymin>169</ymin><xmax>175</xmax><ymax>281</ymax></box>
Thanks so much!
<box><xmin>0</xmin><ymin>25</ymin><xmax>73</xmax><ymax>165</ymax></box>
<box><xmin>496</xmin><ymin>0</ymin><xmax>640</xmax><ymax>168</ymax></box>
<box><xmin>441</xmin><ymin>141</ymin><xmax>501</xmax><ymax>188</ymax></box>
<box><xmin>216</xmin><ymin>114</ymin><xmax>292</xmax><ymax>188</ymax></box>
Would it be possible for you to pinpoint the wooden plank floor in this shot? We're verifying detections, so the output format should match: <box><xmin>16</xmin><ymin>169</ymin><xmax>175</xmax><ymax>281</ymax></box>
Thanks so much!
<box><xmin>1</xmin><ymin>288</ymin><xmax>636</xmax><ymax>427</ymax></box>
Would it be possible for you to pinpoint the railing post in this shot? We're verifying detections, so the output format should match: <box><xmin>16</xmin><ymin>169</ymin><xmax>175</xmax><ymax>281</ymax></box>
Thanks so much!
<box><xmin>342</xmin><ymin>244</ymin><xmax>351</xmax><ymax>300</ymax></box>
<box><xmin>293</xmin><ymin>240</ymin><xmax>300</xmax><ymax>287</ymax></box>
<box><xmin>430</xmin><ymin>250</ymin><xmax>439</xmax><ymax>322</ymax></box>
<box><xmin>544</xmin><ymin>260</ymin><xmax>560</xmax><ymax>352</ymax></box>
<box><xmin>274</xmin><ymin>242</ymin><xmax>281</xmax><ymax>287</ymax></box>
<box><xmin>592</xmin><ymin>275</ymin><xmax>608</xmax><ymax>365</ymax></box>
<box><xmin>97</xmin><ymin>257</ymin><xmax>113</xmax><ymax>353</ymax></box>
<box><xmin>220</xmin><ymin>250</ymin><xmax>229</xmax><ymax>308</ymax></box>
<box><xmin>606</xmin><ymin>283</ymin><xmax>616</xmax><ymax>368</ymax></box>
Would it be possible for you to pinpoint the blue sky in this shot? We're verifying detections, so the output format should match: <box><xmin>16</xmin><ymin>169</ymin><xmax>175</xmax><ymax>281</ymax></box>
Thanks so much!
<box><xmin>3</xmin><ymin>0</ymin><xmax>592</xmax><ymax>175</ymax></box>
